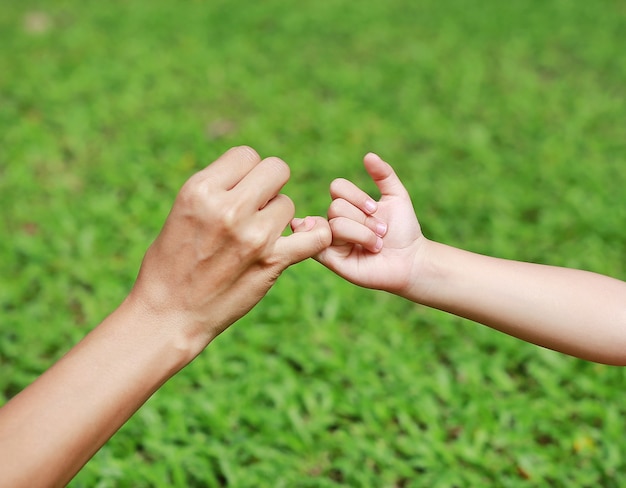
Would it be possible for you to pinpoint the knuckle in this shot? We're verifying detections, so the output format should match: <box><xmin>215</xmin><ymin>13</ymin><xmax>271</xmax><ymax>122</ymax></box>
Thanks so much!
<box><xmin>328</xmin><ymin>198</ymin><xmax>348</xmax><ymax>219</ymax></box>
<box><xmin>177</xmin><ymin>176</ymin><xmax>208</xmax><ymax>208</ymax></box>
<box><xmin>261</xmin><ymin>250</ymin><xmax>282</xmax><ymax>269</ymax></box>
<box><xmin>220</xmin><ymin>204</ymin><xmax>239</xmax><ymax>231</ymax></box>
<box><xmin>368</xmin><ymin>231</ymin><xmax>380</xmax><ymax>249</ymax></box>
<box><xmin>365</xmin><ymin>215</ymin><xmax>379</xmax><ymax>232</ymax></box>
<box><xmin>328</xmin><ymin>217</ymin><xmax>348</xmax><ymax>245</ymax></box>
<box><xmin>317</xmin><ymin>221</ymin><xmax>333</xmax><ymax>248</ymax></box>
<box><xmin>237</xmin><ymin>225</ymin><xmax>269</xmax><ymax>254</ymax></box>
<box><xmin>277</xmin><ymin>193</ymin><xmax>295</xmax><ymax>216</ymax></box>
<box><xmin>328</xmin><ymin>216</ymin><xmax>345</xmax><ymax>234</ymax></box>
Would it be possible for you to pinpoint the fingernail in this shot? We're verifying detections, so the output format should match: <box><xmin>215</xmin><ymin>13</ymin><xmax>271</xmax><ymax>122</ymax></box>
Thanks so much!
<box><xmin>365</xmin><ymin>199</ymin><xmax>377</xmax><ymax>214</ymax></box>
<box><xmin>293</xmin><ymin>216</ymin><xmax>315</xmax><ymax>231</ymax></box>
<box><xmin>375</xmin><ymin>222</ymin><xmax>387</xmax><ymax>237</ymax></box>
<box><xmin>374</xmin><ymin>237</ymin><xmax>383</xmax><ymax>252</ymax></box>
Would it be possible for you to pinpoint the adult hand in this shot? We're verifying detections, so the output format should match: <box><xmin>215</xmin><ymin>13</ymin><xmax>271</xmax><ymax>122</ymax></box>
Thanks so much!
<box><xmin>130</xmin><ymin>145</ymin><xmax>331</xmax><ymax>352</ymax></box>
<box><xmin>0</xmin><ymin>146</ymin><xmax>331</xmax><ymax>488</ymax></box>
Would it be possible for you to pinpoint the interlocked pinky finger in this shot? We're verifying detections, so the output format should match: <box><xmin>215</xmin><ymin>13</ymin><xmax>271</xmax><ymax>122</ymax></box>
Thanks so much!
<box><xmin>329</xmin><ymin>216</ymin><xmax>383</xmax><ymax>253</ymax></box>
<box><xmin>328</xmin><ymin>199</ymin><xmax>388</xmax><ymax>238</ymax></box>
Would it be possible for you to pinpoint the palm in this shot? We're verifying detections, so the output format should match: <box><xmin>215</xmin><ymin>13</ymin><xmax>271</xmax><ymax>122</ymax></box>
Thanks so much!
<box><xmin>318</xmin><ymin>191</ymin><xmax>423</xmax><ymax>293</ymax></box>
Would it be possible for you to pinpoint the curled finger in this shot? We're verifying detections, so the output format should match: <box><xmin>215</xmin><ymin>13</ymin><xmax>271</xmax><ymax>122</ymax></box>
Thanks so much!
<box><xmin>328</xmin><ymin>199</ymin><xmax>388</xmax><ymax>237</ymax></box>
<box><xmin>329</xmin><ymin>178</ymin><xmax>378</xmax><ymax>215</ymax></box>
<box><xmin>258</xmin><ymin>193</ymin><xmax>296</xmax><ymax>235</ymax></box>
<box><xmin>329</xmin><ymin>216</ymin><xmax>383</xmax><ymax>253</ymax></box>
<box><xmin>194</xmin><ymin>145</ymin><xmax>262</xmax><ymax>190</ymax></box>
<box><xmin>233</xmin><ymin>156</ymin><xmax>291</xmax><ymax>211</ymax></box>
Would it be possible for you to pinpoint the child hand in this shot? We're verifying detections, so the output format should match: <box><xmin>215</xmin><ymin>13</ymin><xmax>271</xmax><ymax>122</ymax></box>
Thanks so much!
<box><xmin>302</xmin><ymin>153</ymin><xmax>427</xmax><ymax>296</ymax></box>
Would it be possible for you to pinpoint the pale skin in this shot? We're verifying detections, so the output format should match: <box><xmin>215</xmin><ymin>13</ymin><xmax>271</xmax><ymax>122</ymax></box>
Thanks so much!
<box><xmin>0</xmin><ymin>146</ymin><xmax>331</xmax><ymax>488</ymax></box>
<box><xmin>300</xmin><ymin>152</ymin><xmax>626</xmax><ymax>366</ymax></box>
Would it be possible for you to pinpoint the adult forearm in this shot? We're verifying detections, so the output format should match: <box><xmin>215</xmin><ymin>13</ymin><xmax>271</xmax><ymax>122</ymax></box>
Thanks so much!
<box><xmin>0</xmin><ymin>297</ymin><xmax>201</xmax><ymax>488</ymax></box>
<box><xmin>410</xmin><ymin>241</ymin><xmax>626</xmax><ymax>365</ymax></box>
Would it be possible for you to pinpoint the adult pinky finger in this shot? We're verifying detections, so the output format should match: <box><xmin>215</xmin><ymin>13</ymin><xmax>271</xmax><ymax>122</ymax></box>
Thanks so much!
<box><xmin>329</xmin><ymin>217</ymin><xmax>383</xmax><ymax>253</ymax></box>
<box><xmin>277</xmin><ymin>217</ymin><xmax>332</xmax><ymax>266</ymax></box>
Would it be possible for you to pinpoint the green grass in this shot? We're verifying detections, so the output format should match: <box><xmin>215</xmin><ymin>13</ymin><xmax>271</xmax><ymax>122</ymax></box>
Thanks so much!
<box><xmin>1</xmin><ymin>0</ymin><xmax>626</xmax><ymax>486</ymax></box>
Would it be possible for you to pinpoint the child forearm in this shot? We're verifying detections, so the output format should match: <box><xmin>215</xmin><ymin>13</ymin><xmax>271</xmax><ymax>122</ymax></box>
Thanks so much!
<box><xmin>410</xmin><ymin>240</ymin><xmax>626</xmax><ymax>365</ymax></box>
<box><xmin>315</xmin><ymin>152</ymin><xmax>626</xmax><ymax>365</ymax></box>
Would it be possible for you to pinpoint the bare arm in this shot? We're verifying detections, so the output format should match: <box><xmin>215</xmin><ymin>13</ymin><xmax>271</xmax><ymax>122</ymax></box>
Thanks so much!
<box><xmin>310</xmin><ymin>152</ymin><xmax>626</xmax><ymax>365</ymax></box>
<box><xmin>0</xmin><ymin>146</ymin><xmax>331</xmax><ymax>487</ymax></box>
<box><xmin>413</xmin><ymin>241</ymin><xmax>626</xmax><ymax>365</ymax></box>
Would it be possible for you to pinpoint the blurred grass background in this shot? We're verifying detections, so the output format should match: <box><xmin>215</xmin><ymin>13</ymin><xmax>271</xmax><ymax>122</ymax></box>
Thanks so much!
<box><xmin>1</xmin><ymin>0</ymin><xmax>626</xmax><ymax>486</ymax></box>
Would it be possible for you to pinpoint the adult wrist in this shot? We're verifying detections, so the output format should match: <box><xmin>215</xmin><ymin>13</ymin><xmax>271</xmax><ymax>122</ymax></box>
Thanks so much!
<box><xmin>116</xmin><ymin>291</ymin><xmax>212</xmax><ymax>375</ymax></box>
